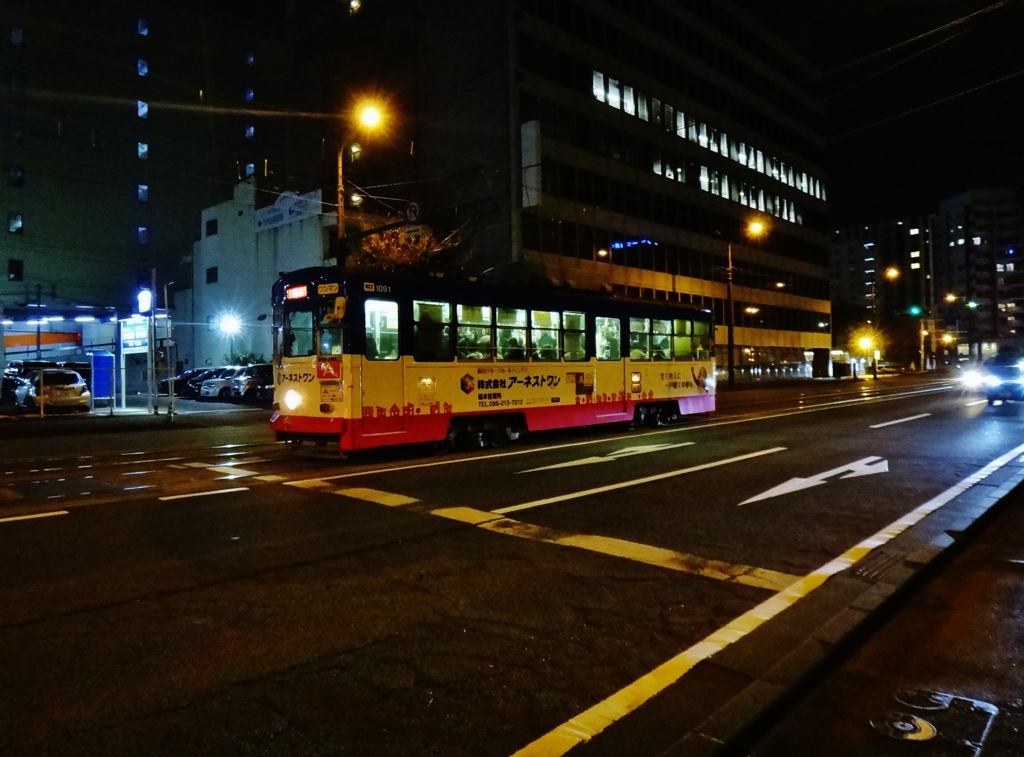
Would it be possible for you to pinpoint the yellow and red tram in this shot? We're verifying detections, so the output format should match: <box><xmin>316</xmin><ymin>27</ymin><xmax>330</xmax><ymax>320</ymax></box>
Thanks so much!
<box><xmin>270</xmin><ymin>268</ymin><xmax>715</xmax><ymax>451</ymax></box>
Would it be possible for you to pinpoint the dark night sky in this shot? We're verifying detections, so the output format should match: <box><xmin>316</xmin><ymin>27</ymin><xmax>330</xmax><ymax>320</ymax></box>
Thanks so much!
<box><xmin>737</xmin><ymin>0</ymin><xmax>1024</xmax><ymax>226</ymax></box>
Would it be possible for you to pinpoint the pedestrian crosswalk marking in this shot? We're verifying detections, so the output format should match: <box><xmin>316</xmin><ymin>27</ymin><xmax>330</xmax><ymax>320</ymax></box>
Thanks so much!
<box><xmin>430</xmin><ymin>507</ymin><xmax>797</xmax><ymax>591</ymax></box>
<box><xmin>334</xmin><ymin>488</ymin><xmax>418</xmax><ymax>507</ymax></box>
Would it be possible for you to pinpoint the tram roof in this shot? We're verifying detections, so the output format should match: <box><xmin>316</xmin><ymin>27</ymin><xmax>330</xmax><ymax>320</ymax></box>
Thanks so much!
<box><xmin>274</xmin><ymin>267</ymin><xmax>712</xmax><ymax>320</ymax></box>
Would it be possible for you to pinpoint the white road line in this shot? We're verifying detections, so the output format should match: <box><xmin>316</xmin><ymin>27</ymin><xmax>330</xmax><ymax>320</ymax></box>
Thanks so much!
<box><xmin>869</xmin><ymin>413</ymin><xmax>931</xmax><ymax>429</ymax></box>
<box><xmin>518</xmin><ymin>442</ymin><xmax>695</xmax><ymax>473</ymax></box>
<box><xmin>0</xmin><ymin>511</ymin><xmax>68</xmax><ymax>523</ymax></box>
<box><xmin>510</xmin><ymin>439</ymin><xmax>1024</xmax><ymax>757</ymax></box>
<box><xmin>494</xmin><ymin>447</ymin><xmax>787</xmax><ymax>515</ymax></box>
<box><xmin>965</xmin><ymin>399</ymin><xmax>989</xmax><ymax>406</ymax></box>
<box><xmin>284</xmin><ymin>386</ymin><xmax>950</xmax><ymax>487</ymax></box>
<box><xmin>159</xmin><ymin>487</ymin><xmax>250</xmax><ymax>501</ymax></box>
<box><xmin>206</xmin><ymin>466</ymin><xmax>258</xmax><ymax>478</ymax></box>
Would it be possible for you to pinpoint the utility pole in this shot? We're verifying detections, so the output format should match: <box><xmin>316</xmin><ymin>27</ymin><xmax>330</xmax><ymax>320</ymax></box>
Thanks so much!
<box><xmin>147</xmin><ymin>268</ymin><xmax>156</xmax><ymax>414</ymax></box>
<box><xmin>727</xmin><ymin>242</ymin><xmax>735</xmax><ymax>390</ymax></box>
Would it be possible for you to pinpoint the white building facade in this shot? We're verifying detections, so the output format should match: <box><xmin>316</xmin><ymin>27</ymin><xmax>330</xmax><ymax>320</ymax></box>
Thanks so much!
<box><xmin>183</xmin><ymin>181</ymin><xmax>333</xmax><ymax>370</ymax></box>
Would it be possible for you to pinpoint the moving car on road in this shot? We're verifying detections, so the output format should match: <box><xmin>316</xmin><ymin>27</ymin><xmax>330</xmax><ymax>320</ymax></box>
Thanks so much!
<box><xmin>962</xmin><ymin>354</ymin><xmax>1024</xmax><ymax>405</ymax></box>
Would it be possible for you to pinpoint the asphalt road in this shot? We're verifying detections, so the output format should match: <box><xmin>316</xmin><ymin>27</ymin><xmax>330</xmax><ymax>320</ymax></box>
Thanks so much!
<box><xmin>1</xmin><ymin>376</ymin><xmax>1021</xmax><ymax>756</ymax></box>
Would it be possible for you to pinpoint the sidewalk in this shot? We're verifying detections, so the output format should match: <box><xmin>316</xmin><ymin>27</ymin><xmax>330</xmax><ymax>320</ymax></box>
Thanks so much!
<box><xmin>746</xmin><ymin>482</ymin><xmax>1024</xmax><ymax>755</ymax></box>
<box><xmin>0</xmin><ymin>395</ymin><xmax>269</xmax><ymax>438</ymax></box>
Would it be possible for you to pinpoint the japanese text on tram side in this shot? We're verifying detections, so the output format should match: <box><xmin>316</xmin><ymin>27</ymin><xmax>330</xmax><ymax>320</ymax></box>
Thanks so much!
<box><xmin>477</xmin><ymin>375</ymin><xmax>560</xmax><ymax>390</ymax></box>
<box><xmin>478</xmin><ymin>397</ymin><xmax>524</xmax><ymax>409</ymax></box>
<box><xmin>279</xmin><ymin>372</ymin><xmax>316</xmax><ymax>383</ymax></box>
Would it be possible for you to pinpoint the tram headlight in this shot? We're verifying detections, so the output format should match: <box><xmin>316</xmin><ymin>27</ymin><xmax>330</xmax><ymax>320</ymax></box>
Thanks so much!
<box><xmin>284</xmin><ymin>389</ymin><xmax>303</xmax><ymax>411</ymax></box>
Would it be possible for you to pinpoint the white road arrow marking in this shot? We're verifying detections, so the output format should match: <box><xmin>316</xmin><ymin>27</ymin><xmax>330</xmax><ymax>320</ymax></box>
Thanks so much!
<box><xmin>739</xmin><ymin>456</ymin><xmax>889</xmax><ymax>505</ymax></box>
<box><xmin>519</xmin><ymin>442</ymin><xmax>694</xmax><ymax>473</ymax></box>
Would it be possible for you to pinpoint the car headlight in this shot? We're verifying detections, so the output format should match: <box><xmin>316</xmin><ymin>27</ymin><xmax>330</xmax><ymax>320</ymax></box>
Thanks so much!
<box><xmin>283</xmin><ymin>389</ymin><xmax>302</xmax><ymax>411</ymax></box>
<box><xmin>962</xmin><ymin>370</ymin><xmax>983</xmax><ymax>389</ymax></box>
<box><xmin>983</xmin><ymin>374</ymin><xmax>1002</xmax><ymax>388</ymax></box>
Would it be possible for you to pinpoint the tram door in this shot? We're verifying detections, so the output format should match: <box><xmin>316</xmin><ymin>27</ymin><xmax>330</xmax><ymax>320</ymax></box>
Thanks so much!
<box><xmin>360</xmin><ymin>299</ymin><xmax>407</xmax><ymax>436</ymax></box>
<box><xmin>594</xmin><ymin>315</ymin><xmax>628</xmax><ymax>416</ymax></box>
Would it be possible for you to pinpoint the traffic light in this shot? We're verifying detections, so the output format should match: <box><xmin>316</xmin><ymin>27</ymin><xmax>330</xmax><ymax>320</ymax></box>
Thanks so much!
<box><xmin>908</xmin><ymin>305</ymin><xmax>923</xmax><ymax>317</ymax></box>
<box><xmin>137</xmin><ymin>268</ymin><xmax>154</xmax><ymax>315</ymax></box>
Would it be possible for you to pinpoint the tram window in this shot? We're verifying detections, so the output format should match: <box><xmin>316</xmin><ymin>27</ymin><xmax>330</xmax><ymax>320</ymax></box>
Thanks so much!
<box><xmin>629</xmin><ymin>318</ymin><xmax>650</xmax><ymax>360</ymax></box>
<box><xmin>563</xmin><ymin>311</ymin><xmax>586</xmax><ymax>361</ymax></box>
<box><xmin>497</xmin><ymin>308</ymin><xmax>527</xmax><ymax>360</ymax></box>
<box><xmin>457</xmin><ymin>304</ymin><xmax>492</xmax><ymax>359</ymax></box>
<box><xmin>319</xmin><ymin>318</ymin><xmax>344</xmax><ymax>356</ymax></box>
<box><xmin>693</xmin><ymin>320</ymin><xmax>712</xmax><ymax>359</ymax></box>
<box><xmin>595</xmin><ymin>317</ymin><xmax>620</xmax><ymax>360</ymax></box>
<box><xmin>413</xmin><ymin>300</ymin><xmax>451</xmax><ymax>362</ymax></box>
<box><xmin>652</xmin><ymin>319</ymin><xmax>672</xmax><ymax>360</ymax></box>
<box><xmin>365</xmin><ymin>299</ymin><xmax>399</xmax><ymax>360</ymax></box>
<box><xmin>531</xmin><ymin>310</ymin><xmax>560</xmax><ymax>361</ymax></box>
<box><xmin>673</xmin><ymin>319</ymin><xmax>693</xmax><ymax>360</ymax></box>
<box><xmin>283</xmin><ymin>310</ymin><xmax>315</xmax><ymax>357</ymax></box>
<box><xmin>319</xmin><ymin>298</ymin><xmax>346</xmax><ymax>355</ymax></box>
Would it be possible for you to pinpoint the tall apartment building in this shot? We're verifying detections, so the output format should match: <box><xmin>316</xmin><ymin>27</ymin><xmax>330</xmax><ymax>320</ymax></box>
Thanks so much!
<box><xmin>934</xmin><ymin>189</ymin><xmax>1024</xmax><ymax>349</ymax></box>
<box><xmin>830</xmin><ymin>217</ymin><xmax>938</xmax><ymax>325</ymax></box>
<box><xmin>830</xmin><ymin>189</ymin><xmax>1024</xmax><ymax>363</ymax></box>
<box><xmin>292</xmin><ymin>0</ymin><xmax>832</xmax><ymax>375</ymax></box>
<box><xmin>0</xmin><ymin>1</ymin><xmax>318</xmax><ymax>361</ymax></box>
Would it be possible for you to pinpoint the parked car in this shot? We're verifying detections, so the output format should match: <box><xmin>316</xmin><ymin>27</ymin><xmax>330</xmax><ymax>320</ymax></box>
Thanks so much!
<box><xmin>16</xmin><ymin>368</ymin><xmax>91</xmax><ymax>412</ymax></box>
<box><xmin>200</xmin><ymin>367</ymin><xmax>245</xmax><ymax>400</ymax></box>
<box><xmin>182</xmin><ymin>368</ymin><xmax>223</xmax><ymax>398</ymax></box>
<box><xmin>158</xmin><ymin>368</ymin><xmax>205</xmax><ymax>396</ymax></box>
<box><xmin>231</xmin><ymin>364</ymin><xmax>273</xmax><ymax>404</ymax></box>
<box><xmin>2</xmin><ymin>373</ymin><xmax>30</xmax><ymax>405</ymax></box>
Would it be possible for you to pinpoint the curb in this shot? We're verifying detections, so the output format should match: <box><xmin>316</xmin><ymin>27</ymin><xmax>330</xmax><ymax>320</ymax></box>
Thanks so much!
<box><xmin>564</xmin><ymin>445</ymin><xmax>1024</xmax><ymax>757</ymax></box>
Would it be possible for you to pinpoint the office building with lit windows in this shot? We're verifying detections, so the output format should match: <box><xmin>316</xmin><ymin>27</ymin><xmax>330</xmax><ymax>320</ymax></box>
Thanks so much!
<box><xmin>297</xmin><ymin>0</ymin><xmax>833</xmax><ymax>377</ymax></box>
<box><xmin>0</xmin><ymin>2</ymin><xmax>317</xmax><ymax>364</ymax></box>
<box><xmin>4</xmin><ymin>0</ymin><xmax>832</xmax><ymax>377</ymax></box>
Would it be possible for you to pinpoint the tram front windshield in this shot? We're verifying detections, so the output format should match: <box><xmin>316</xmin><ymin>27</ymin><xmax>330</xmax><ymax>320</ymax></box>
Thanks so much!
<box><xmin>277</xmin><ymin>303</ymin><xmax>345</xmax><ymax>359</ymax></box>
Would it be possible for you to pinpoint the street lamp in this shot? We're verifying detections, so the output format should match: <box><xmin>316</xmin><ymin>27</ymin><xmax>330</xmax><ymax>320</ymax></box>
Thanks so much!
<box><xmin>858</xmin><ymin>335</ymin><xmax>877</xmax><ymax>379</ymax></box>
<box><xmin>218</xmin><ymin>313</ymin><xmax>241</xmax><ymax>364</ymax></box>
<box><xmin>337</xmin><ymin>98</ymin><xmax>387</xmax><ymax>247</ymax></box>
<box><xmin>726</xmin><ymin>219</ymin><xmax>767</xmax><ymax>390</ymax></box>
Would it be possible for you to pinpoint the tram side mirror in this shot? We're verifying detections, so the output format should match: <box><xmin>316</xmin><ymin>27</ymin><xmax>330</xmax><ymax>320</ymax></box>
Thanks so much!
<box><xmin>322</xmin><ymin>297</ymin><xmax>346</xmax><ymax>323</ymax></box>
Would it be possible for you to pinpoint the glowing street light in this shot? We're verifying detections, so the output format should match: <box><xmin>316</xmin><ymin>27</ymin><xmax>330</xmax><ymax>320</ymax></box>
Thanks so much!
<box><xmin>725</xmin><ymin>219</ymin><xmax>769</xmax><ymax>390</ymax></box>
<box><xmin>358</xmin><ymin>103</ymin><xmax>382</xmax><ymax>128</ymax></box>
<box><xmin>884</xmin><ymin>266</ymin><xmax>900</xmax><ymax>281</ymax></box>
<box><xmin>338</xmin><ymin>96</ymin><xmax>388</xmax><ymax>244</ymax></box>
<box><xmin>218</xmin><ymin>313</ymin><xmax>242</xmax><ymax>363</ymax></box>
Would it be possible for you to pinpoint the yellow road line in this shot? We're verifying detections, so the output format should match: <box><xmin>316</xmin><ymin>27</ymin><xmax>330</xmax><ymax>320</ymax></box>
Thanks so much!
<box><xmin>287</xmin><ymin>479</ymin><xmax>334</xmax><ymax>489</ymax></box>
<box><xmin>334</xmin><ymin>487</ymin><xmax>419</xmax><ymax>507</ymax></box>
<box><xmin>508</xmin><ymin>439</ymin><xmax>1024</xmax><ymax>756</ymax></box>
<box><xmin>254</xmin><ymin>474</ymin><xmax>286</xmax><ymax>482</ymax></box>
<box><xmin>0</xmin><ymin>510</ymin><xmax>68</xmax><ymax>523</ymax></box>
<box><xmin>431</xmin><ymin>507</ymin><xmax>797</xmax><ymax>592</ymax></box>
<box><xmin>495</xmin><ymin>447</ymin><xmax>787</xmax><ymax>515</ymax></box>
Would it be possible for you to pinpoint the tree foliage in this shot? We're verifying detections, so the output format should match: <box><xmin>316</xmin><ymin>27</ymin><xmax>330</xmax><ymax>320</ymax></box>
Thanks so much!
<box><xmin>347</xmin><ymin>227</ymin><xmax>443</xmax><ymax>271</ymax></box>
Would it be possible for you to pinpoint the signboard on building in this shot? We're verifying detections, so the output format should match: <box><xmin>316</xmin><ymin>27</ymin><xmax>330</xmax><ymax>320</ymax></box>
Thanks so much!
<box><xmin>255</xmin><ymin>189</ymin><xmax>322</xmax><ymax>232</ymax></box>
<box><xmin>120</xmin><ymin>317</ymin><xmax>149</xmax><ymax>354</ymax></box>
